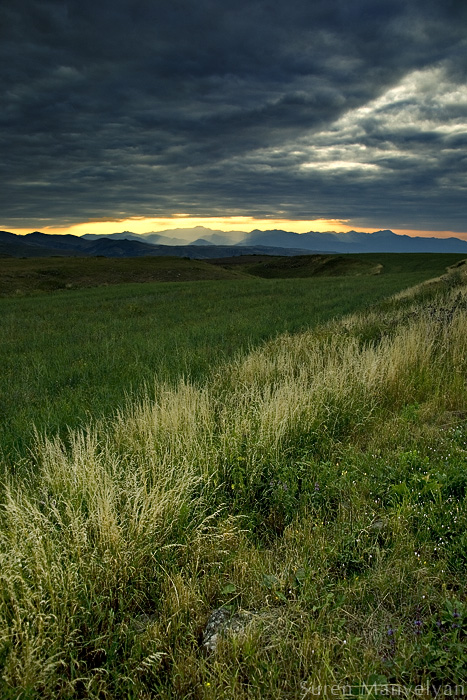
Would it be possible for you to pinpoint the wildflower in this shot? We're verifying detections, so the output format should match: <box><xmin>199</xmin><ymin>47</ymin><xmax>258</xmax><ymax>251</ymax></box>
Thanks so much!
<box><xmin>314</xmin><ymin>483</ymin><xmax>320</xmax><ymax>492</ymax></box>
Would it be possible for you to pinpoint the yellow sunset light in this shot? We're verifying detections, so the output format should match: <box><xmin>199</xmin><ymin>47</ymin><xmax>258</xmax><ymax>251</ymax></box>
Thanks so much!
<box><xmin>7</xmin><ymin>216</ymin><xmax>366</xmax><ymax>237</ymax></box>
<box><xmin>4</xmin><ymin>217</ymin><xmax>466</xmax><ymax>239</ymax></box>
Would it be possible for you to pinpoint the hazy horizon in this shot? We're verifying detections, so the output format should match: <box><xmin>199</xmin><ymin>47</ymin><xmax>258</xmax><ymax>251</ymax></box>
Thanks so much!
<box><xmin>5</xmin><ymin>220</ymin><xmax>467</xmax><ymax>241</ymax></box>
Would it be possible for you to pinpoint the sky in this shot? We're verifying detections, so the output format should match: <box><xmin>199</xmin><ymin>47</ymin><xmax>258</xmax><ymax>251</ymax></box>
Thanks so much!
<box><xmin>1</xmin><ymin>0</ymin><xmax>466</xmax><ymax>239</ymax></box>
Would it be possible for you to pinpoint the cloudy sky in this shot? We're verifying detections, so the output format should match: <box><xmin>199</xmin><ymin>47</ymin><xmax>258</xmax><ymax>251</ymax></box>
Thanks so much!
<box><xmin>1</xmin><ymin>0</ymin><xmax>466</xmax><ymax>237</ymax></box>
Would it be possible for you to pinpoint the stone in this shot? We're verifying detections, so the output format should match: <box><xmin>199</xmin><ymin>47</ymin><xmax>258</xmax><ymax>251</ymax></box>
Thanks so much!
<box><xmin>202</xmin><ymin>607</ymin><xmax>255</xmax><ymax>654</ymax></box>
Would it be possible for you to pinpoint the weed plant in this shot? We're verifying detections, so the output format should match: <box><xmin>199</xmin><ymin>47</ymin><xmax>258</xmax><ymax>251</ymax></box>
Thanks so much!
<box><xmin>0</xmin><ymin>267</ymin><xmax>466</xmax><ymax>697</ymax></box>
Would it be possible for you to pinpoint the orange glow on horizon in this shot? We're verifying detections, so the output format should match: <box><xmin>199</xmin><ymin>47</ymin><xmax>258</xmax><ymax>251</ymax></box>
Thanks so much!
<box><xmin>3</xmin><ymin>217</ymin><xmax>467</xmax><ymax>240</ymax></box>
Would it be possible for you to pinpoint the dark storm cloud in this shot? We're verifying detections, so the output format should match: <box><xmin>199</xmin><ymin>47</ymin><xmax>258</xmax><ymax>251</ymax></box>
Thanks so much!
<box><xmin>1</xmin><ymin>0</ymin><xmax>466</xmax><ymax>230</ymax></box>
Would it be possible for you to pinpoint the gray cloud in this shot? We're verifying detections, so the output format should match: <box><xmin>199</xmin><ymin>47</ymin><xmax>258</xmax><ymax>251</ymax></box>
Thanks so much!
<box><xmin>1</xmin><ymin>0</ymin><xmax>466</xmax><ymax>231</ymax></box>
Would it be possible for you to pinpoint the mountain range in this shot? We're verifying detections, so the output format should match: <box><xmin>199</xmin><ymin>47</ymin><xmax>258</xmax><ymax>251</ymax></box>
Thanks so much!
<box><xmin>1</xmin><ymin>227</ymin><xmax>467</xmax><ymax>258</ymax></box>
<box><xmin>0</xmin><ymin>230</ymin><xmax>309</xmax><ymax>259</ymax></box>
<box><xmin>82</xmin><ymin>226</ymin><xmax>467</xmax><ymax>253</ymax></box>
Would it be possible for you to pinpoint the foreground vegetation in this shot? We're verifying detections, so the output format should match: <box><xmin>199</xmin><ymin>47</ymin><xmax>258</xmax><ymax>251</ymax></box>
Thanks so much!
<box><xmin>0</xmin><ymin>261</ymin><xmax>466</xmax><ymax>697</ymax></box>
<box><xmin>1</xmin><ymin>260</ymin><xmax>454</xmax><ymax>461</ymax></box>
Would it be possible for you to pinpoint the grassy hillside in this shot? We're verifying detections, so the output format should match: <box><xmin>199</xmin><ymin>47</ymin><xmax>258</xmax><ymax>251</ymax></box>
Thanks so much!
<box><xmin>0</xmin><ymin>256</ymin><xmax>243</xmax><ymax>297</ymax></box>
<box><xmin>1</xmin><ymin>253</ymin><xmax>465</xmax><ymax>296</ymax></box>
<box><xmin>1</xmin><ymin>260</ymin><xmax>462</xmax><ymax>462</ymax></box>
<box><xmin>0</xmin><ymin>264</ymin><xmax>466</xmax><ymax>698</ymax></box>
<box><xmin>356</xmin><ymin>252</ymin><xmax>467</xmax><ymax>275</ymax></box>
<box><xmin>208</xmin><ymin>252</ymin><xmax>467</xmax><ymax>279</ymax></box>
<box><xmin>209</xmin><ymin>254</ymin><xmax>382</xmax><ymax>278</ymax></box>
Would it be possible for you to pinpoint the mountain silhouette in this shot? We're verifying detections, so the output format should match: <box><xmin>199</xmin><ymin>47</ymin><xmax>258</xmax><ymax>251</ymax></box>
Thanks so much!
<box><xmin>2</xmin><ymin>228</ymin><xmax>467</xmax><ymax>258</ymax></box>
<box><xmin>0</xmin><ymin>231</ymin><xmax>313</xmax><ymax>259</ymax></box>
<box><xmin>241</xmin><ymin>229</ymin><xmax>467</xmax><ymax>253</ymax></box>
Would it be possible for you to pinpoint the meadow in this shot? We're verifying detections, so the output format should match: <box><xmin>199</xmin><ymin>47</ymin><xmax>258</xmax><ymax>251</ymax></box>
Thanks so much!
<box><xmin>2</xmin><ymin>253</ymin><xmax>462</xmax><ymax>462</ymax></box>
<box><xmin>0</xmin><ymin>255</ymin><xmax>466</xmax><ymax>698</ymax></box>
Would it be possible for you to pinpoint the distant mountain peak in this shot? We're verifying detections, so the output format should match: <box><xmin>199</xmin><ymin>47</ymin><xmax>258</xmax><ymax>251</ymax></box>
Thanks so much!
<box><xmin>189</xmin><ymin>238</ymin><xmax>212</xmax><ymax>246</ymax></box>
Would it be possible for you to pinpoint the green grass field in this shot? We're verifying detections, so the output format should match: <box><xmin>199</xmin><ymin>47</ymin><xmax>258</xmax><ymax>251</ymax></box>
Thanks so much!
<box><xmin>1</xmin><ymin>254</ymin><xmax>464</xmax><ymax>462</ymax></box>
<box><xmin>0</xmin><ymin>255</ymin><xmax>466</xmax><ymax>698</ymax></box>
